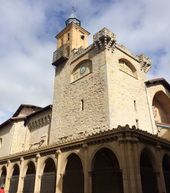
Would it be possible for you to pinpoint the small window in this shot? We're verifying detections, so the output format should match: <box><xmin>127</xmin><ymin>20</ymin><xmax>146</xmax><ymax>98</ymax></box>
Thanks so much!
<box><xmin>134</xmin><ymin>100</ymin><xmax>137</xmax><ymax>111</ymax></box>
<box><xmin>81</xmin><ymin>99</ymin><xmax>84</xmax><ymax>111</ymax></box>
<box><xmin>136</xmin><ymin>119</ymin><xmax>139</xmax><ymax>128</ymax></box>
<box><xmin>0</xmin><ymin>138</ymin><xmax>2</xmax><ymax>148</ymax></box>
<box><xmin>81</xmin><ymin>35</ymin><xmax>85</xmax><ymax>40</ymax></box>
<box><xmin>61</xmin><ymin>38</ymin><xmax>63</xmax><ymax>46</ymax></box>
<box><xmin>68</xmin><ymin>33</ymin><xmax>70</xmax><ymax>41</ymax></box>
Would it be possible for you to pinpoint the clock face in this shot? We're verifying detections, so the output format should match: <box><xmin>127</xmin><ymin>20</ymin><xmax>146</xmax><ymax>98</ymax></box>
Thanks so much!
<box><xmin>80</xmin><ymin>66</ymin><xmax>86</xmax><ymax>74</ymax></box>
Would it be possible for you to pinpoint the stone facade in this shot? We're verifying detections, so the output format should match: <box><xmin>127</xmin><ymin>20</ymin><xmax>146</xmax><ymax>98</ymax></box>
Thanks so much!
<box><xmin>1</xmin><ymin>15</ymin><xmax>170</xmax><ymax>193</ymax></box>
<box><xmin>0</xmin><ymin>105</ymin><xmax>52</xmax><ymax>156</ymax></box>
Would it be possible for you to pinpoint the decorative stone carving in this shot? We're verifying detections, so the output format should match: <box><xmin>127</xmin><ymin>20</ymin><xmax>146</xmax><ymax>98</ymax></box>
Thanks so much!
<box><xmin>82</xmin><ymin>143</ymin><xmax>88</xmax><ymax>149</ymax></box>
<box><xmin>28</xmin><ymin>114</ymin><xmax>51</xmax><ymax>130</ymax></box>
<box><xmin>35</xmin><ymin>153</ymin><xmax>40</xmax><ymax>162</ymax></box>
<box><xmin>138</xmin><ymin>54</ymin><xmax>152</xmax><ymax>73</ymax></box>
<box><xmin>93</xmin><ymin>28</ymin><xmax>116</xmax><ymax>52</ymax></box>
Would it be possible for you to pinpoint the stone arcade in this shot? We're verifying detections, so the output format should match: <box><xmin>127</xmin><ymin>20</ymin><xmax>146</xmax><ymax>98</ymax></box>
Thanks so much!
<box><xmin>1</xmin><ymin>14</ymin><xmax>170</xmax><ymax>193</ymax></box>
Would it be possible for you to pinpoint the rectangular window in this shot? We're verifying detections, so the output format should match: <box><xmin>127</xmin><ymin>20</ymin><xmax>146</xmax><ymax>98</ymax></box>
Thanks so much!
<box><xmin>0</xmin><ymin>138</ymin><xmax>2</xmax><ymax>148</ymax></box>
<box><xmin>136</xmin><ymin>119</ymin><xmax>139</xmax><ymax>128</ymax></box>
<box><xmin>134</xmin><ymin>100</ymin><xmax>137</xmax><ymax>111</ymax></box>
<box><xmin>81</xmin><ymin>99</ymin><xmax>84</xmax><ymax>111</ymax></box>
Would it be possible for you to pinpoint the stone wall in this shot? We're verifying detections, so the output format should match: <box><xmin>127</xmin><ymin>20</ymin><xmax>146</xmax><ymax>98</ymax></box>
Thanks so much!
<box><xmin>106</xmin><ymin>48</ymin><xmax>153</xmax><ymax>133</ymax></box>
<box><xmin>50</xmin><ymin>49</ymin><xmax>110</xmax><ymax>142</ymax></box>
<box><xmin>147</xmin><ymin>83</ymin><xmax>170</xmax><ymax>138</ymax></box>
<box><xmin>10</xmin><ymin>120</ymin><xmax>28</xmax><ymax>154</ymax></box>
<box><xmin>0</xmin><ymin>124</ymin><xmax>14</xmax><ymax>156</ymax></box>
<box><xmin>27</xmin><ymin>111</ymin><xmax>51</xmax><ymax>149</ymax></box>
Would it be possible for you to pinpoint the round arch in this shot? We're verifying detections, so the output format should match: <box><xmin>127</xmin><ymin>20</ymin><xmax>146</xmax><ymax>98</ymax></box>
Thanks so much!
<box><xmin>89</xmin><ymin>145</ymin><xmax>122</xmax><ymax>171</ymax></box>
<box><xmin>162</xmin><ymin>154</ymin><xmax>170</xmax><ymax>193</ymax></box>
<box><xmin>71</xmin><ymin>59</ymin><xmax>92</xmax><ymax>82</ymax></box>
<box><xmin>91</xmin><ymin>148</ymin><xmax>123</xmax><ymax>193</ymax></box>
<box><xmin>40</xmin><ymin>158</ymin><xmax>56</xmax><ymax>193</ymax></box>
<box><xmin>152</xmin><ymin>91</ymin><xmax>170</xmax><ymax>124</ymax></box>
<box><xmin>0</xmin><ymin>166</ymin><xmax>7</xmax><ymax>186</ymax></box>
<box><xmin>23</xmin><ymin>161</ymin><xmax>36</xmax><ymax>193</ymax></box>
<box><xmin>9</xmin><ymin>164</ymin><xmax>20</xmax><ymax>193</ymax></box>
<box><xmin>119</xmin><ymin>58</ymin><xmax>137</xmax><ymax>78</ymax></box>
<box><xmin>140</xmin><ymin>148</ymin><xmax>158</xmax><ymax>193</ymax></box>
<box><xmin>63</xmin><ymin>153</ymin><xmax>84</xmax><ymax>193</ymax></box>
<box><xmin>39</xmin><ymin>156</ymin><xmax>56</xmax><ymax>175</ymax></box>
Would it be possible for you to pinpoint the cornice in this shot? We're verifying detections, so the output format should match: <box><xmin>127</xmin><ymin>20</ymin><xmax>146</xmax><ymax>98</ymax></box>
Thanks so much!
<box><xmin>1</xmin><ymin>125</ymin><xmax>170</xmax><ymax>162</ymax></box>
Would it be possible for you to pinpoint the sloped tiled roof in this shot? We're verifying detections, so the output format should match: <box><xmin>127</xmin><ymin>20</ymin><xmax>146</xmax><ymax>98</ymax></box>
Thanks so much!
<box><xmin>145</xmin><ymin>78</ymin><xmax>170</xmax><ymax>91</ymax></box>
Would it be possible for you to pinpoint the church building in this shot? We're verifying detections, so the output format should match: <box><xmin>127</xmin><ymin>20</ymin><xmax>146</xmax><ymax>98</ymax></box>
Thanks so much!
<box><xmin>0</xmin><ymin>13</ymin><xmax>170</xmax><ymax>193</ymax></box>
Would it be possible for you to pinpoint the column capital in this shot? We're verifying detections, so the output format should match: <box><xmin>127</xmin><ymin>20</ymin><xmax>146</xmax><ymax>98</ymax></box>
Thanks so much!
<box><xmin>7</xmin><ymin>159</ymin><xmax>11</xmax><ymax>166</ymax></box>
<box><xmin>82</xmin><ymin>143</ymin><xmax>88</xmax><ymax>149</ymax></box>
<box><xmin>20</xmin><ymin>157</ymin><xmax>24</xmax><ymax>164</ymax></box>
<box><xmin>36</xmin><ymin>153</ymin><xmax>41</xmax><ymax>162</ymax></box>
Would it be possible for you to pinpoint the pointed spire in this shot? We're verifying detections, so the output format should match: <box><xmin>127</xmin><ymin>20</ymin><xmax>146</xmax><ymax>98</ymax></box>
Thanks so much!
<box><xmin>65</xmin><ymin>6</ymin><xmax>81</xmax><ymax>26</ymax></box>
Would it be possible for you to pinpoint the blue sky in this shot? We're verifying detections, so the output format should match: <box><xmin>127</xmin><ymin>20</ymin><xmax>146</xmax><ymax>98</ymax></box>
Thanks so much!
<box><xmin>0</xmin><ymin>0</ymin><xmax>170</xmax><ymax>123</ymax></box>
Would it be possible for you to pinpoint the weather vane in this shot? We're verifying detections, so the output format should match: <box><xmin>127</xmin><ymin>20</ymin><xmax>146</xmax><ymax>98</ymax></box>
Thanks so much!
<box><xmin>72</xmin><ymin>6</ymin><xmax>76</xmax><ymax>14</ymax></box>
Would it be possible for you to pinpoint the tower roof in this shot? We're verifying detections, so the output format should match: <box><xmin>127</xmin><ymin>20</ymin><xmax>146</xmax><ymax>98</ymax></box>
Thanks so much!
<box><xmin>65</xmin><ymin>10</ymin><xmax>81</xmax><ymax>26</ymax></box>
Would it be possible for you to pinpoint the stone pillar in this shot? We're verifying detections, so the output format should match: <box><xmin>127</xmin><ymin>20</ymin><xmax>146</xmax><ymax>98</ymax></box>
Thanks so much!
<box><xmin>133</xmin><ymin>140</ymin><xmax>143</xmax><ymax>193</ymax></box>
<box><xmin>125</xmin><ymin>140</ymin><xmax>140</xmax><ymax>193</ymax></box>
<box><xmin>155</xmin><ymin>145</ymin><xmax>166</xmax><ymax>193</ymax></box>
<box><xmin>55</xmin><ymin>150</ymin><xmax>62</xmax><ymax>193</ymax></box>
<box><xmin>118</xmin><ymin>135</ymin><xmax>130</xmax><ymax>193</ymax></box>
<box><xmin>17</xmin><ymin>157</ymin><xmax>25</xmax><ymax>193</ymax></box>
<box><xmin>5</xmin><ymin>160</ymin><xmax>11</xmax><ymax>193</ymax></box>
<box><xmin>118</xmin><ymin>132</ymin><xmax>141</xmax><ymax>193</ymax></box>
<box><xmin>82</xmin><ymin>144</ymin><xmax>91</xmax><ymax>193</ymax></box>
<box><xmin>34</xmin><ymin>154</ymin><xmax>41</xmax><ymax>193</ymax></box>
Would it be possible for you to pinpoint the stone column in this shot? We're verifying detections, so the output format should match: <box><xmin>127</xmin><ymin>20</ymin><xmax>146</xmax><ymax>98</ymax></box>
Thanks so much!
<box><xmin>118</xmin><ymin>132</ymin><xmax>141</xmax><ymax>193</ymax></box>
<box><xmin>17</xmin><ymin>157</ymin><xmax>25</xmax><ymax>193</ymax></box>
<box><xmin>82</xmin><ymin>144</ymin><xmax>91</xmax><ymax>193</ymax></box>
<box><xmin>55</xmin><ymin>150</ymin><xmax>62</xmax><ymax>193</ymax></box>
<box><xmin>125</xmin><ymin>139</ymin><xmax>140</xmax><ymax>193</ymax></box>
<box><xmin>5</xmin><ymin>160</ymin><xmax>11</xmax><ymax>193</ymax></box>
<box><xmin>118</xmin><ymin>135</ymin><xmax>130</xmax><ymax>193</ymax></box>
<box><xmin>34</xmin><ymin>154</ymin><xmax>41</xmax><ymax>193</ymax></box>
<box><xmin>155</xmin><ymin>145</ymin><xmax>166</xmax><ymax>193</ymax></box>
<box><xmin>133</xmin><ymin>140</ymin><xmax>143</xmax><ymax>193</ymax></box>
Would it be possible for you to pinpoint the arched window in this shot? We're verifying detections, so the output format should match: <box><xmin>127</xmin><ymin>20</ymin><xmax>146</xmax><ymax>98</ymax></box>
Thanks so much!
<box><xmin>92</xmin><ymin>148</ymin><xmax>123</xmax><ymax>193</ymax></box>
<box><xmin>23</xmin><ymin>162</ymin><xmax>36</xmax><ymax>193</ymax></box>
<box><xmin>9</xmin><ymin>164</ymin><xmax>20</xmax><ymax>193</ymax></box>
<box><xmin>40</xmin><ymin>158</ymin><xmax>56</xmax><ymax>193</ymax></box>
<box><xmin>71</xmin><ymin>60</ymin><xmax>92</xmax><ymax>82</ymax></box>
<box><xmin>0</xmin><ymin>166</ymin><xmax>7</xmax><ymax>186</ymax></box>
<box><xmin>152</xmin><ymin>91</ymin><xmax>170</xmax><ymax>124</ymax></box>
<box><xmin>63</xmin><ymin>154</ymin><xmax>84</xmax><ymax>193</ymax></box>
<box><xmin>119</xmin><ymin>58</ymin><xmax>137</xmax><ymax>78</ymax></box>
<box><xmin>140</xmin><ymin>149</ymin><xmax>158</xmax><ymax>193</ymax></box>
<box><xmin>162</xmin><ymin>155</ymin><xmax>170</xmax><ymax>193</ymax></box>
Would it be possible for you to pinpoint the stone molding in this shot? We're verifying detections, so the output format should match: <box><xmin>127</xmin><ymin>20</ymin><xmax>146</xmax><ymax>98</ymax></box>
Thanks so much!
<box><xmin>1</xmin><ymin>125</ymin><xmax>170</xmax><ymax>162</ymax></box>
<box><xmin>28</xmin><ymin>114</ymin><xmax>51</xmax><ymax>130</ymax></box>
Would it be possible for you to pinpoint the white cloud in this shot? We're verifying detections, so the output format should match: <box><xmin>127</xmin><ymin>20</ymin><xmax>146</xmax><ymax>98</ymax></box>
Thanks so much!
<box><xmin>0</xmin><ymin>0</ymin><xmax>170</xmax><ymax>123</ymax></box>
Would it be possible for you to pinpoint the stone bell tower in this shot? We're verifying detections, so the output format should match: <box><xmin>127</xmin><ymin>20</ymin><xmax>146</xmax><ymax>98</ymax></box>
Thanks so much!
<box><xmin>52</xmin><ymin>12</ymin><xmax>90</xmax><ymax>66</ymax></box>
<box><xmin>50</xmin><ymin>15</ymin><xmax>153</xmax><ymax>143</ymax></box>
